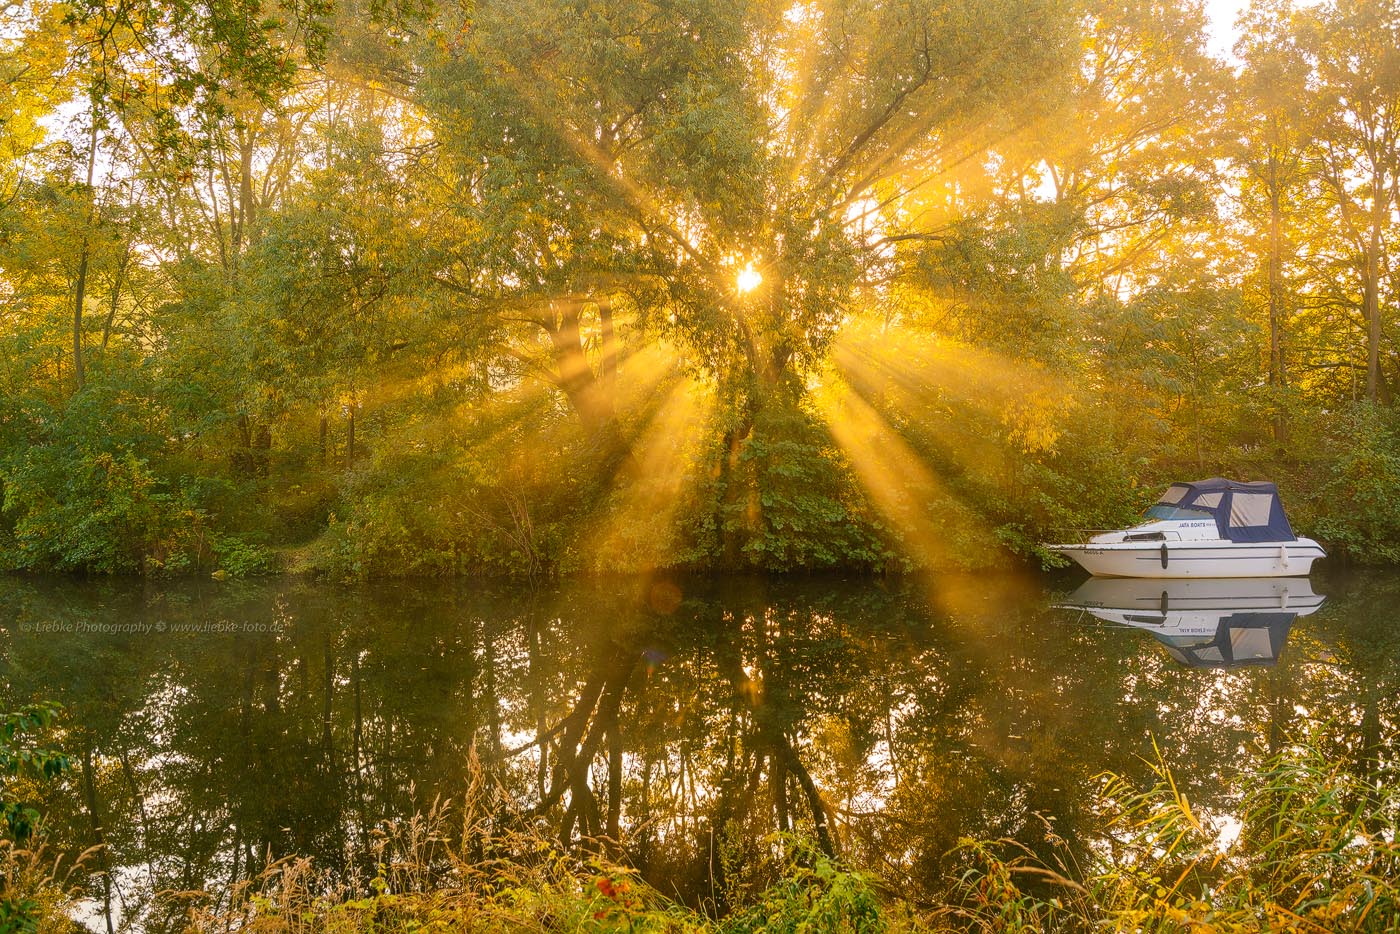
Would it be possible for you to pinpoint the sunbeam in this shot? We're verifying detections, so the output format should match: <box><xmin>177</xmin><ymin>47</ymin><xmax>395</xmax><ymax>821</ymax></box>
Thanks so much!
<box><xmin>585</xmin><ymin>367</ymin><xmax>715</xmax><ymax>571</ymax></box>
<box><xmin>813</xmin><ymin>375</ymin><xmax>996</xmax><ymax>567</ymax></box>
<box><xmin>834</xmin><ymin>326</ymin><xmax>1075</xmax><ymax>457</ymax></box>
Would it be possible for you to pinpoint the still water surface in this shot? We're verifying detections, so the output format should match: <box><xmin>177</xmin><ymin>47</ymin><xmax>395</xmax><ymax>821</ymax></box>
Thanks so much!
<box><xmin>3</xmin><ymin>570</ymin><xmax>1398</xmax><ymax>929</ymax></box>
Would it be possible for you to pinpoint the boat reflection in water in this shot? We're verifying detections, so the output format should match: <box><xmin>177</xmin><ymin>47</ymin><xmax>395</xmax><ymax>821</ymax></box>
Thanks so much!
<box><xmin>1057</xmin><ymin>577</ymin><xmax>1326</xmax><ymax>668</ymax></box>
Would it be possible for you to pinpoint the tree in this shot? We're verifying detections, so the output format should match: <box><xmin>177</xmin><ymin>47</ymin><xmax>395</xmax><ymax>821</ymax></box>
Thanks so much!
<box><xmin>1300</xmin><ymin>0</ymin><xmax>1400</xmax><ymax>403</ymax></box>
<box><xmin>1232</xmin><ymin>0</ymin><xmax>1314</xmax><ymax>441</ymax></box>
<box><xmin>414</xmin><ymin>0</ymin><xmax>1074</xmax><ymax>415</ymax></box>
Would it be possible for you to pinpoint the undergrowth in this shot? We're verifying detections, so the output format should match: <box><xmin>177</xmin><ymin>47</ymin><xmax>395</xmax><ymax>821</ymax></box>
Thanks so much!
<box><xmin>946</xmin><ymin>737</ymin><xmax>1400</xmax><ymax>932</ymax></box>
<box><xmin>8</xmin><ymin>734</ymin><xmax>1398</xmax><ymax>932</ymax></box>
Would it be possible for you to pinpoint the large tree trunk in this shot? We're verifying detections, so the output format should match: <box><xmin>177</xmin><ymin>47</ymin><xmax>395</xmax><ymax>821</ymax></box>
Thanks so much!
<box><xmin>547</xmin><ymin>298</ymin><xmax>615</xmax><ymax>432</ymax></box>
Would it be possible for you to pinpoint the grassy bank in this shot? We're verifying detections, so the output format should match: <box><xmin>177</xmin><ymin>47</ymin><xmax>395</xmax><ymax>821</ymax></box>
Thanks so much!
<box><xmin>7</xmin><ymin>729</ymin><xmax>1398</xmax><ymax>933</ymax></box>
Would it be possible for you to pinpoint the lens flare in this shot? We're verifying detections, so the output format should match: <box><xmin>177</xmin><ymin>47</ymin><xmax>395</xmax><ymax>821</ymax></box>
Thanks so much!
<box><xmin>736</xmin><ymin>263</ymin><xmax>763</xmax><ymax>294</ymax></box>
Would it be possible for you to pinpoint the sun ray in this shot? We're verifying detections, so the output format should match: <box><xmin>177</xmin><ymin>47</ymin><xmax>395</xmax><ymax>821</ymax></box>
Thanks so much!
<box><xmin>606</xmin><ymin>341</ymin><xmax>682</xmax><ymax>410</ymax></box>
<box><xmin>585</xmin><ymin>368</ymin><xmax>716</xmax><ymax>572</ymax></box>
<box><xmin>814</xmin><ymin>379</ymin><xmax>1051</xmax><ymax>630</ymax></box>
<box><xmin>832</xmin><ymin>340</ymin><xmax>1011</xmax><ymax>477</ymax></box>
<box><xmin>814</xmin><ymin>377</ymin><xmax>995</xmax><ymax>566</ymax></box>
<box><xmin>833</xmin><ymin>327</ymin><xmax>1076</xmax><ymax>456</ymax></box>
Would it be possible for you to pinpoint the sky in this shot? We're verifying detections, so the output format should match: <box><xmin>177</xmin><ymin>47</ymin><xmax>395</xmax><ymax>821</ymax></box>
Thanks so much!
<box><xmin>1204</xmin><ymin>0</ymin><xmax>1249</xmax><ymax>59</ymax></box>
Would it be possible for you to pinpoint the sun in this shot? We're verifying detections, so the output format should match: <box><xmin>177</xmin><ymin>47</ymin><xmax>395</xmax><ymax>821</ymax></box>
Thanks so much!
<box><xmin>736</xmin><ymin>262</ymin><xmax>763</xmax><ymax>294</ymax></box>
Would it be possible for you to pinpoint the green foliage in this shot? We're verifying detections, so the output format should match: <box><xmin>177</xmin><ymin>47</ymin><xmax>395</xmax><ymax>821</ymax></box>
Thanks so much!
<box><xmin>320</xmin><ymin>396</ymin><xmax>593</xmax><ymax>578</ymax></box>
<box><xmin>324</xmin><ymin>459</ymin><xmax>476</xmax><ymax>578</ymax></box>
<box><xmin>210</xmin><ymin>534</ymin><xmax>275</xmax><ymax>577</ymax></box>
<box><xmin>908</xmin><ymin>203</ymin><xmax>1079</xmax><ymax>363</ymax></box>
<box><xmin>0</xmin><ymin>897</ymin><xmax>41</xmax><ymax>934</ymax></box>
<box><xmin>721</xmin><ymin>843</ymin><xmax>887</xmax><ymax>934</ymax></box>
<box><xmin>729</xmin><ymin>402</ymin><xmax>889</xmax><ymax>572</ymax></box>
<box><xmin>0</xmin><ymin>391</ymin><xmax>212</xmax><ymax>574</ymax></box>
<box><xmin>0</xmin><ymin>703</ymin><xmax>70</xmax><ymax>934</ymax></box>
<box><xmin>1308</xmin><ymin>408</ymin><xmax>1400</xmax><ymax>563</ymax></box>
<box><xmin>0</xmin><ymin>704</ymin><xmax>69</xmax><ymax>844</ymax></box>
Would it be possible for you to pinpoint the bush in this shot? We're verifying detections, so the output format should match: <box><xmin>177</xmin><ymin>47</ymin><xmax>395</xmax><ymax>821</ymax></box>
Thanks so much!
<box><xmin>0</xmin><ymin>444</ymin><xmax>206</xmax><ymax>574</ymax></box>
<box><xmin>210</xmin><ymin>534</ymin><xmax>276</xmax><ymax>577</ymax></box>
<box><xmin>1309</xmin><ymin>407</ymin><xmax>1400</xmax><ymax>563</ymax></box>
<box><xmin>728</xmin><ymin>401</ymin><xmax>889</xmax><ymax>572</ymax></box>
<box><xmin>0</xmin><ymin>703</ymin><xmax>76</xmax><ymax>933</ymax></box>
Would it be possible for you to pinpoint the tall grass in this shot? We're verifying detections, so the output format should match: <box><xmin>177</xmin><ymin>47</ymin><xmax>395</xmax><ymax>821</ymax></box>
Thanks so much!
<box><xmin>11</xmin><ymin>736</ymin><xmax>1399</xmax><ymax>933</ymax></box>
<box><xmin>947</xmin><ymin>736</ymin><xmax>1400</xmax><ymax>932</ymax></box>
<box><xmin>171</xmin><ymin>798</ymin><xmax>902</xmax><ymax>933</ymax></box>
<box><xmin>0</xmin><ymin>838</ymin><xmax>94</xmax><ymax>934</ymax></box>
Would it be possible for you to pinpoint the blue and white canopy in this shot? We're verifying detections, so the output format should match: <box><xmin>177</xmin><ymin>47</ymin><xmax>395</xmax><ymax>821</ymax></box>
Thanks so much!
<box><xmin>1155</xmin><ymin>478</ymin><xmax>1297</xmax><ymax>543</ymax></box>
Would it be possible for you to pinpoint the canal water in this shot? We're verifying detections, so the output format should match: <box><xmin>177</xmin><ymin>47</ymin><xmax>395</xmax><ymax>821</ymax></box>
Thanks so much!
<box><xmin>3</xmin><ymin>569</ymin><xmax>1398</xmax><ymax>930</ymax></box>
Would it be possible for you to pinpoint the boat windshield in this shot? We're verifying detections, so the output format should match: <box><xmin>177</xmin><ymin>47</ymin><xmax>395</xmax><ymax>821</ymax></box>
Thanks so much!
<box><xmin>1144</xmin><ymin>504</ymin><xmax>1213</xmax><ymax>521</ymax></box>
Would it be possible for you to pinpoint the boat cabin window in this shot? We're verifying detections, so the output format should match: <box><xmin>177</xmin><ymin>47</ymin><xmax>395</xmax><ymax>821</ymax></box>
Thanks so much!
<box><xmin>1143</xmin><ymin>504</ymin><xmax>1213</xmax><ymax>521</ymax></box>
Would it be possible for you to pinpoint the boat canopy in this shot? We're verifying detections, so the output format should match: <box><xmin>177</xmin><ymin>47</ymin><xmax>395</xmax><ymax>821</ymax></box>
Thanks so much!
<box><xmin>1155</xmin><ymin>478</ymin><xmax>1296</xmax><ymax>543</ymax></box>
<box><xmin>1157</xmin><ymin>613</ymin><xmax>1294</xmax><ymax>668</ymax></box>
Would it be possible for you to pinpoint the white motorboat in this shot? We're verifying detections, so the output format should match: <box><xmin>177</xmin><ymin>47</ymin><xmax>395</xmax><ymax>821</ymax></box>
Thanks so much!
<box><xmin>1045</xmin><ymin>478</ymin><xmax>1324</xmax><ymax>578</ymax></box>
<box><xmin>1055</xmin><ymin>576</ymin><xmax>1324</xmax><ymax>668</ymax></box>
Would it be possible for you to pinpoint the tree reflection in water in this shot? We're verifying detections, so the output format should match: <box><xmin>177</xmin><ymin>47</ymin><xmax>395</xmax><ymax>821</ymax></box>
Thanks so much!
<box><xmin>3</xmin><ymin>571</ymin><xmax>1398</xmax><ymax>931</ymax></box>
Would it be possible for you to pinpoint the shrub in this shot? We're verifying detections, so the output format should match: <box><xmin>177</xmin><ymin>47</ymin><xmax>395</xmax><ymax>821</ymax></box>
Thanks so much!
<box><xmin>0</xmin><ymin>703</ymin><xmax>76</xmax><ymax>933</ymax></box>
<box><xmin>1309</xmin><ymin>407</ymin><xmax>1400</xmax><ymax>564</ymax></box>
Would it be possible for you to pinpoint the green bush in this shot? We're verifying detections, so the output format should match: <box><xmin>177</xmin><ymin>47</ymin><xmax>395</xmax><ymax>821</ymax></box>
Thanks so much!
<box><xmin>0</xmin><ymin>445</ymin><xmax>210</xmax><ymax>574</ymax></box>
<box><xmin>721</xmin><ymin>845</ymin><xmax>887</xmax><ymax>934</ymax></box>
<box><xmin>1309</xmin><ymin>407</ymin><xmax>1400</xmax><ymax>564</ymax></box>
<box><xmin>730</xmin><ymin>402</ymin><xmax>889</xmax><ymax>572</ymax></box>
<box><xmin>210</xmin><ymin>534</ymin><xmax>276</xmax><ymax>577</ymax></box>
<box><xmin>0</xmin><ymin>703</ymin><xmax>73</xmax><ymax>934</ymax></box>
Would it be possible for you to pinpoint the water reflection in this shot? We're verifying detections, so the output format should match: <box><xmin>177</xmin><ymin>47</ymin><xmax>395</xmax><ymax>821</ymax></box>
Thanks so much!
<box><xmin>1</xmin><ymin>572</ymin><xmax>1397</xmax><ymax>931</ymax></box>
<box><xmin>1057</xmin><ymin>577</ymin><xmax>1325</xmax><ymax>668</ymax></box>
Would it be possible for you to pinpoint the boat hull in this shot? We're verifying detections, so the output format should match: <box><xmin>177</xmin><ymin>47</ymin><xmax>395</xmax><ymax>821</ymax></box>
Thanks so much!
<box><xmin>1048</xmin><ymin>539</ymin><xmax>1325</xmax><ymax>578</ymax></box>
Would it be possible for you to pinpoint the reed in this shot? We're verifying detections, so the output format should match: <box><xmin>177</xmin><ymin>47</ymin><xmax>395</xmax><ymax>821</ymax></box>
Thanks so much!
<box><xmin>948</xmin><ymin>734</ymin><xmax>1400</xmax><ymax>932</ymax></box>
<box><xmin>0</xmin><ymin>838</ymin><xmax>97</xmax><ymax>934</ymax></box>
<box><xmin>10</xmin><ymin>736</ymin><xmax>1398</xmax><ymax>933</ymax></box>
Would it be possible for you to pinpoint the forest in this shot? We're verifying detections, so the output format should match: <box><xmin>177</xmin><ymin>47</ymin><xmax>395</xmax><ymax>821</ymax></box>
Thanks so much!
<box><xmin>3</xmin><ymin>0</ymin><xmax>1400</xmax><ymax>578</ymax></box>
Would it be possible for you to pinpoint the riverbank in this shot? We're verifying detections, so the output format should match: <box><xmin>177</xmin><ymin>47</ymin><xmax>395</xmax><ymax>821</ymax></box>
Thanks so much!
<box><xmin>8</xmin><ymin>735</ymin><xmax>1397</xmax><ymax>933</ymax></box>
<box><xmin>4</xmin><ymin>401</ymin><xmax>1399</xmax><ymax>581</ymax></box>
